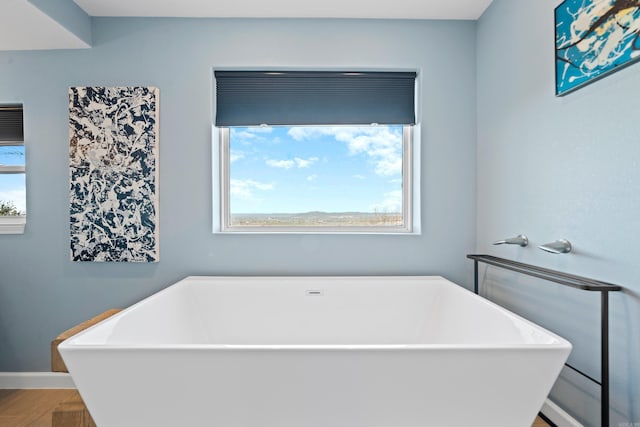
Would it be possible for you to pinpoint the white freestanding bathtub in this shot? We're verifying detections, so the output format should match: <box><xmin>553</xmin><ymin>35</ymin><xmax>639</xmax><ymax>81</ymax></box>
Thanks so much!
<box><xmin>59</xmin><ymin>276</ymin><xmax>571</xmax><ymax>427</ymax></box>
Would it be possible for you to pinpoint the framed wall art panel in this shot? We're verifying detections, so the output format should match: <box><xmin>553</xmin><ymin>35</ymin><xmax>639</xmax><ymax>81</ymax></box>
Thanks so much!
<box><xmin>69</xmin><ymin>86</ymin><xmax>159</xmax><ymax>262</ymax></box>
<box><xmin>555</xmin><ymin>0</ymin><xmax>640</xmax><ymax>96</ymax></box>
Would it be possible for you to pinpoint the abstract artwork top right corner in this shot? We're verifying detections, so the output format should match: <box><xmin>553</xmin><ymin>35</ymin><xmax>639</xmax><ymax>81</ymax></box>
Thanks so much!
<box><xmin>555</xmin><ymin>0</ymin><xmax>640</xmax><ymax>96</ymax></box>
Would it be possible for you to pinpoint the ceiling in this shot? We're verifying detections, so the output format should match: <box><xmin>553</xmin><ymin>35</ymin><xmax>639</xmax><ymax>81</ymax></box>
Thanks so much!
<box><xmin>0</xmin><ymin>0</ymin><xmax>89</xmax><ymax>51</ymax></box>
<box><xmin>73</xmin><ymin>0</ymin><xmax>494</xmax><ymax>20</ymax></box>
<box><xmin>0</xmin><ymin>0</ymin><xmax>493</xmax><ymax>51</ymax></box>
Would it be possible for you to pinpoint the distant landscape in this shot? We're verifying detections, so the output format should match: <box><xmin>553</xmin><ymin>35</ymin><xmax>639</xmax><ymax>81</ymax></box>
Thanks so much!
<box><xmin>231</xmin><ymin>211</ymin><xmax>403</xmax><ymax>227</ymax></box>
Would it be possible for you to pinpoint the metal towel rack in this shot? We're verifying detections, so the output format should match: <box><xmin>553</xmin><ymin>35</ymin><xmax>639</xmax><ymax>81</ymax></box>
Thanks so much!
<box><xmin>467</xmin><ymin>254</ymin><xmax>623</xmax><ymax>427</ymax></box>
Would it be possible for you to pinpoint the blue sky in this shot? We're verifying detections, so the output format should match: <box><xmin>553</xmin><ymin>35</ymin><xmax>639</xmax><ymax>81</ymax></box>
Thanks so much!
<box><xmin>229</xmin><ymin>125</ymin><xmax>403</xmax><ymax>214</ymax></box>
<box><xmin>0</xmin><ymin>146</ymin><xmax>26</xmax><ymax>213</ymax></box>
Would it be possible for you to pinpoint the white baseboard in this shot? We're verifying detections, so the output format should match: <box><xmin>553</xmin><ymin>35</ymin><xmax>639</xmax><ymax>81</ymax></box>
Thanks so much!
<box><xmin>541</xmin><ymin>398</ymin><xmax>583</xmax><ymax>427</ymax></box>
<box><xmin>0</xmin><ymin>372</ymin><xmax>76</xmax><ymax>389</ymax></box>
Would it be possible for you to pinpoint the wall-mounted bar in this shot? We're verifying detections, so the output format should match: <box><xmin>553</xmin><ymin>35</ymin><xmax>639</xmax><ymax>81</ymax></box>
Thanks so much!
<box><xmin>467</xmin><ymin>254</ymin><xmax>622</xmax><ymax>427</ymax></box>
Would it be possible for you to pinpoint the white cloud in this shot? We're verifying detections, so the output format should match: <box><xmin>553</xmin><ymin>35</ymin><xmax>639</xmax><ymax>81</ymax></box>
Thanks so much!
<box><xmin>0</xmin><ymin>189</ymin><xmax>26</xmax><ymax>213</ymax></box>
<box><xmin>266</xmin><ymin>156</ymin><xmax>318</xmax><ymax>169</ymax></box>
<box><xmin>294</xmin><ymin>157</ymin><xmax>318</xmax><ymax>168</ymax></box>
<box><xmin>370</xmin><ymin>190</ymin><xmax>402</xmax><ymax>213</ymax></box>
<box><xmin>229</xmin><ymin>151</ymin><xmax>244</xmax><ymax>163</ymax></box>
<box><xmin>266</xmin><ymin>159</ymin><xmax>295</xmax><ymax>169</ymax></box>
<box><xmin>230</xmin><ymin>127</ymin><xmax>274</xmax><ymax>140</ymax></box>
<box><xmin>230</xmin><ymin>127</ymin><xmax>275</xmax><ymax>146</ymax></box>
<box><xmin>248</xmin><ymin>126</ymin><xmax>274</xmax><ymax>134</ymax></box>
<box><xmin>307</xmin><ymin>174</ymin><xmax>317</xmax><ymax>181</ymax></box>
<box><xmin>287</xmin><ymin>127</ymin><xmax>315</xmax><ymax>141</ymax></box>
<box><xmin>375</xmin><ymin>158</ymin><xmax>402</xmax><ymax>176</ymax></box>
<box><xmin>287</xmin><ymin>126</ymin><xmax>402</xmax><ymax>177</ymax></box>
<box><xmin>230</xmin><ymin>179</ymin><xmax>273</xmax><ymax>200</ymax></box>
<box><xmin>353</xmin><ymin>174</ymin><xmax>366</xmax><ymax>180</ymax></box>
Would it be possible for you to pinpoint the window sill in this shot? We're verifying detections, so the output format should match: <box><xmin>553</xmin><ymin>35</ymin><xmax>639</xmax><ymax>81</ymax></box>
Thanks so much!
<box><xmin>0</xmin><ymin>216</ymin><xmax>26</xmax><ymax>234</ymax></box>
<box><xmin>216</xmin><ymin>232</ymin><xmax>422</xmax><ymax>236</ymax></box>
<box><xmin>214</xmin><ymin>226</ymin><xmax>420</xmax><ymax>235</ymax></box>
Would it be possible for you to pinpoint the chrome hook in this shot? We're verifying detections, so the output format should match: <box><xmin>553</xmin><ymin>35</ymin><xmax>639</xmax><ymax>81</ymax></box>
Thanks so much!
<box><xmin>492</xmin><ymin>234</ymin><xmax>529</xmax><ymax>247</ymax></box>
<box><xmin>538</xmin><ymin>239</ymin><xmax>572</xmax><ymax>254</ymax></box>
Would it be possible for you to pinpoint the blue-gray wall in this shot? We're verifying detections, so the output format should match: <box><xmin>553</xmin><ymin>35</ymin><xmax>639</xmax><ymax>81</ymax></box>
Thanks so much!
<box><xmin>0</xmin><ymin>18</ymin><xmax>478</xmax><ymax>371</ymax></box>
<box><xmin>477</xmin><ymin>1</ymin><xmax>640</xmax><ymax>426</ymax></box>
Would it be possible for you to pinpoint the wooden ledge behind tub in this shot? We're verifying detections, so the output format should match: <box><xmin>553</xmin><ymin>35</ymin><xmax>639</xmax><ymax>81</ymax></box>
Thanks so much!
<box><xmin>51</xmin><ymin>308</ymin><xmax>122</xmax><ymax>373</ymax></box>
<box><xmin>51</xmin><ymin>309</ymin><xmax>121</xmax><ymax>427</ymax></box>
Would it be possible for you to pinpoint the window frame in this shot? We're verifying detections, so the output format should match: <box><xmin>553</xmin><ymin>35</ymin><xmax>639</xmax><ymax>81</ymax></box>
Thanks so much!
<box><xmin>0</xmin><ymin>140</ymin><xmax>26</xmax><ymax>234</ymax></box>
<box><xmin>215</xmin><ymin>125</ymin><xmax>417</xmax><ymax>234</ymax></box>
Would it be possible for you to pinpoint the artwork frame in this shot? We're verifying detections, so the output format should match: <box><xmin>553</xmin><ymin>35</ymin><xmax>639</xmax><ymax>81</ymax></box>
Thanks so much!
<box><xmin>69</xmin><ymin>86</ymin><xmax>159</xmax><ymax>262</ymax></box>
<box><xmin>555</xmin><ymin>0</ymin><xmax>640</xmax><ymax>96</ymax></box>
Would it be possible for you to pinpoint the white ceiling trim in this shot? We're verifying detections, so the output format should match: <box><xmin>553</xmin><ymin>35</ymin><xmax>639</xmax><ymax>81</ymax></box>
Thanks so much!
<box><xmin>73</xmin><ymin>0</ymin><xmax>493</xmax><ymax>20</ymax></box>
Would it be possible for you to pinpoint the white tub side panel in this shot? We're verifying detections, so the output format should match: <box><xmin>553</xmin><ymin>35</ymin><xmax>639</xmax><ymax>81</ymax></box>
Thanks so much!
<box><xmin>64</xmin><ymin>346</ymin><xmax>570</xmax><ymax>427</ymax></box>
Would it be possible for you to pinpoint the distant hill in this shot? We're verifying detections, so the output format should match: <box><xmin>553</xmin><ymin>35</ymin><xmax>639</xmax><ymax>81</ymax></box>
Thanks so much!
<box><xmin>231</xmin><ymin>211</ymin><xmax>402</xmax><ymax>227</ymax></box>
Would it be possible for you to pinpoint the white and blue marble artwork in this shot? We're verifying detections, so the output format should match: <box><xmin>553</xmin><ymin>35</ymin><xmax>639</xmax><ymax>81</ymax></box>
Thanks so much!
<box><xmin>69</xmin><ymin>86</ymin><xmax>159</xmax><ymax>262</ymax></box>
<box><xmin>556</xmin><ymin>0</ymin><xmax>640</xmax><ymax>95</ymax></box>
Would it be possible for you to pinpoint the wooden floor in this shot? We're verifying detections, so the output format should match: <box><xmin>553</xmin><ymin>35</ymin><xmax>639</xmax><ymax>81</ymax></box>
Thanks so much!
<box><xmin>0</xmin><ymin>389</ymin><xmax>552</xmax><ymax>426</ymax></box>
<box><xmin>0</xmin><ymin>389</ymin><xmax>77</xmax><ymax>427</ymax></box>
<box><xmin>533</xmin><ymin>414</ymin><xmax>553</xmax><ymax>426</ymax></box>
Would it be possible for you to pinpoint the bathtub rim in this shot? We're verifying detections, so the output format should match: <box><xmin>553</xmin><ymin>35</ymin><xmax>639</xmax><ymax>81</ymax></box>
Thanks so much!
<box><xmin>58</xmin><ymin>275</ymin><xmax>572</xmax><ymax>352</ymax></box>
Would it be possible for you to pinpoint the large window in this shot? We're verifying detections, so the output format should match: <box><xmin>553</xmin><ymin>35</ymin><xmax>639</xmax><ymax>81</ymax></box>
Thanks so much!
<box><xmin>214</xmin><ymin>71</ymin><xmax>418</xmax><ymax>233</ymax></box>
<box><xmin>220</xmin><ymin>124</ymin><xmax>412</xmax><ymax>232</ymax></box>
<box><xmin>0</xmin><ymin>105</ymin><xmax>25</xmax><ymax>234</ymax></box>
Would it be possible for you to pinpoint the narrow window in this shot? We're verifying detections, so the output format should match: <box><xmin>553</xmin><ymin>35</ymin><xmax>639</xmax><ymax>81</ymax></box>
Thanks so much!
<box><xmin>214</xmin><ymin>71</ymin><xmax>417</xmax><ymax>233</ymax></box>
<box><xmin>0</xmin><ymin>105</ymin><xmax>25</xmax><ymax>234</ymax></box>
